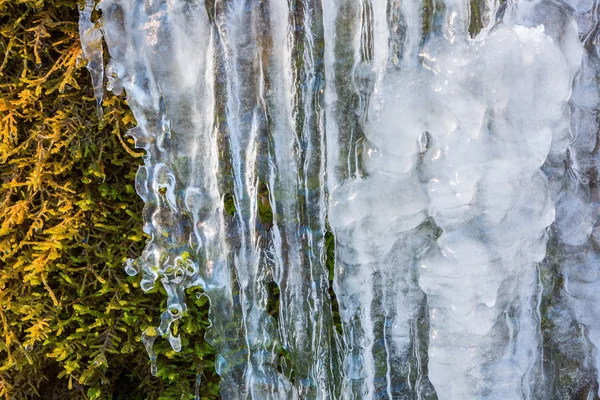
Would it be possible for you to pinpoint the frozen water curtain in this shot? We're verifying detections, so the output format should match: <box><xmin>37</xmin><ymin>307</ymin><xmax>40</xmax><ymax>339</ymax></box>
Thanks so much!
<box><xmin>80</xmin><ymin>0</ymin><xmax>600</xmax><ymax>398</ymax></box>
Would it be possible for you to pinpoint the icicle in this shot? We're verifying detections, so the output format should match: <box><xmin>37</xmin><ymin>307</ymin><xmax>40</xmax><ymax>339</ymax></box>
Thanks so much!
<box><xmin>78</xmin><ymin>0</ymin><xmax>104</xmax><ymax>119</ymax></box>
<box><xmin>417</xmin><ymin>2</ymin><xmax>582</xmax><ymax>398</ymax></box>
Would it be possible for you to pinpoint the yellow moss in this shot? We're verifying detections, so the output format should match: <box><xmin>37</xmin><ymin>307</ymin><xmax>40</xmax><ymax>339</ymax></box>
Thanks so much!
<box><xmin>0</xmin><ymin>1</ymin><xmax>218</xmax><ymax>398</ymax></box>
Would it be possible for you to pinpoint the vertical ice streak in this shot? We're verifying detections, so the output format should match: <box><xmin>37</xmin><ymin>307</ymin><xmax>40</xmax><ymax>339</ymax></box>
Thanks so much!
<box><xmin>554</xmin><ymin>0</ymin><xmax>600</xmax><ymax>396</ymax></box>
<box><xmin>207</xmin><ymin>2</ymin><xmax>298</xmax><ymax>397</ymax></box>
<box><xmin>325</xmin><ymin>0</ymin><xmax>377</xmax><ymax>397</ymax></box>
<box><xmin>326</xmin><ymin>1</ymin><xmax>435</xmax><ymax>398</ymax></box>
<box><xmin>267</xmin><ymin>1</ymin><xmax>338</xmax><ymax>397</ymax></box>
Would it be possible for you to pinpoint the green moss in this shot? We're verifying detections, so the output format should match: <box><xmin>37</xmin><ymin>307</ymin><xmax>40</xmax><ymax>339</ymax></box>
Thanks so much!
<box><xmin>325</xmin><ymin>230</ymin><xmax>342</xmax><ymax>336</ymax></box>
<box><xmin>0</xmin><ymin>1</ymin><xmax>218</xmax><ymax>398</ymax></box>
<box><xmin>223</xmin><ymin>193</ymin><xmax>236</xmax><ymax>216</ymax></box>
<box><xmin>257</xmin><ymin>182</ymin><xmax>273</xmax><ymax>228</ymax></box>
<box><xmin>469</xmin><ymin>0</ymin><xmax>484</xmax><ymax>38</ymax></box>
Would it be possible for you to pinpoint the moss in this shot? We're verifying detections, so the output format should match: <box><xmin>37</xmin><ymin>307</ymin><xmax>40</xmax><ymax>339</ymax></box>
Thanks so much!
<box><xmin>469</xmin><ymin>0</ymin><xmax>484</xmax><ymax>38</ymax></box>
<box><xmin>223</xmin><ymin>193</ymin><xmax>236</xmax><ymax>216</ymax></box>
<box><xmin>325</xmin><ymin>230</ymin><xmax>342</xmax><ymax>336</ymax></box>
<box><xmin>0</xmin><ymin>1</ymin><xmax>218</xmax><ymax>398</ymax></box>
<box><xmin>257</xmin><ymin>182</ymin><xmax>273</xmax><ymax>228</ymax></box>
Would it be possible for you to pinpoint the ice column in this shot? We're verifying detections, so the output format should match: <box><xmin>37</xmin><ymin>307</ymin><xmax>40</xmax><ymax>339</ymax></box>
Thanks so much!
<box><xmin>326</xmin><ymin>1</ymin><xmax>436</xmax><ymax>398</ymax></box>
<box><xmin>418</xmin><ymin>2</ymin><xmax>581</xmax><ymax>399</ymax></box>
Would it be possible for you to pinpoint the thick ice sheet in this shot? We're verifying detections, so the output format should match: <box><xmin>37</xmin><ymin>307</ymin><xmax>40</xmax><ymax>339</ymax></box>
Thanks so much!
<box><xmin>80</xmin><ymin>0</ymin><xmax>600</xmax><ymax>398</ymax></box>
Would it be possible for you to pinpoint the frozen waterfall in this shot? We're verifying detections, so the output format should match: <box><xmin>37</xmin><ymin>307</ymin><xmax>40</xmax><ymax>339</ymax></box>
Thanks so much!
<box><xmin>80</xmin><ymin>0</ymin><xmax>600</xmax><ymax>398</ymax></box>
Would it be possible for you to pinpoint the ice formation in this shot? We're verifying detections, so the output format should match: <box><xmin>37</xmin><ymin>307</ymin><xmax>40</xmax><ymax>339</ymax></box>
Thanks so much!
<box><xmin>80</xmin><ymin>0</ymin><xmax>600</xmax><ymax>398</ymax></box>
